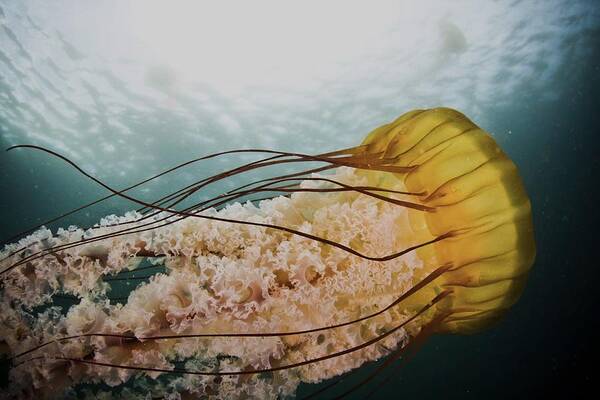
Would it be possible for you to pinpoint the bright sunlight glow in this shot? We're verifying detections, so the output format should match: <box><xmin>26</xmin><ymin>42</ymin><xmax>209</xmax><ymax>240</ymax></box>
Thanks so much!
<box><xmin>128</xmin><ymin>0</ymin><xmax>413</xmax><ymax>94</ymax></box>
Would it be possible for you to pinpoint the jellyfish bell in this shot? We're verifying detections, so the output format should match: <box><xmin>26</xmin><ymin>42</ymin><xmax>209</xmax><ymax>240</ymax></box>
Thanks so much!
<box><xmin>0</xmin><ymin>108</ymin><xmax>535</xmax><ymax>399</ymax></box>
<box><xmin>359</xmin><ymin>107</ymin><xmax>536</xmax><ymax>334</ymax></box>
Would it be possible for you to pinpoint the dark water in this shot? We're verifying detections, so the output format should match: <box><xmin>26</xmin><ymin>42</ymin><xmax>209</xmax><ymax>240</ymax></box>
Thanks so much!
<box><xmin>1</xmin><ymin>0</ymin><xmax>598</xmax><ymax>398</ymax></box>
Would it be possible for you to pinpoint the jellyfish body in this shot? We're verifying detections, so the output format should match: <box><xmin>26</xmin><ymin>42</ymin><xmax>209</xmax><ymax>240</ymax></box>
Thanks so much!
<box><xmin>360</xmin><ymin>107</ymin><xmax>536</xmax><ymax>334</ymax></box>
<box><xmin>0</xmin><ymin>108</ymin><xmax>535</xmax><ymax>399</ymax></box>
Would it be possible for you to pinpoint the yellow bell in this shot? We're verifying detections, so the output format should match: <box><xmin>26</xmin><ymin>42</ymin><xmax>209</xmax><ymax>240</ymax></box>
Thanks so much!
<box><xmin>360</xmin><ymin>107</ymin><xmax>536</xmax><ymax>334</ymax></box>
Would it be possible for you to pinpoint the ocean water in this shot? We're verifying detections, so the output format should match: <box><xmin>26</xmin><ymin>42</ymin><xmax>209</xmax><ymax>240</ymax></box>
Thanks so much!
<box><xmin>0</xmin><ymin>0</ymin><xmax>598</xmax><ymax>398</ymax></box>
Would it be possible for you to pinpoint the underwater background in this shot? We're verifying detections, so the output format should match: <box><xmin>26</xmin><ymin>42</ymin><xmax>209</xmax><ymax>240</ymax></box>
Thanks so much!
<box><xmin>0</xmin><ymin>0</ymin><xmax>598</xmax><ymax>398</ymax></box>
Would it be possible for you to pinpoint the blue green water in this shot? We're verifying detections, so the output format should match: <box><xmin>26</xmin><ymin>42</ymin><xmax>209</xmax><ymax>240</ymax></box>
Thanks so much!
<box><xmin>1</xmin><ymin>0</ymin><xmax>598</xmax><ymax>398</ymax></box>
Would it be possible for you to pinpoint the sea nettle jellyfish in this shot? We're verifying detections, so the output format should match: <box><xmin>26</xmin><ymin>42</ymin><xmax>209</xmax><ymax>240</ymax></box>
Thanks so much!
<box><xmin>0</xmin><ymin>108</ymin><xmax>535</xmax><ymax>399</ymax></box>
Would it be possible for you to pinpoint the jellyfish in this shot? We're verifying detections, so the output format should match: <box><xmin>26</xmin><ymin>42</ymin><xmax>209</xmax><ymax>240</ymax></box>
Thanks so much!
<box><xmin>0</xmin><ymin>108</ymin><xmax>535</xmax><ymax>399</ymax></box>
